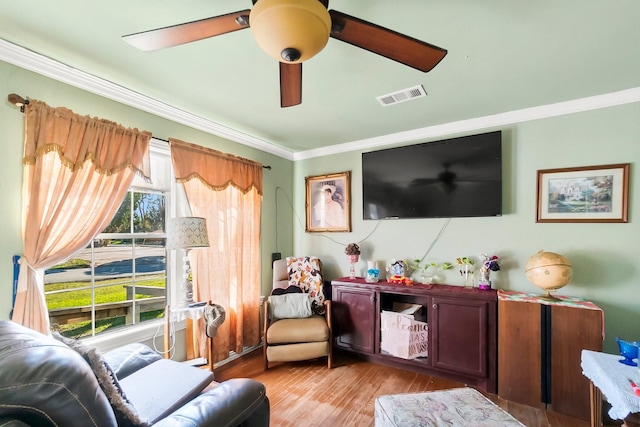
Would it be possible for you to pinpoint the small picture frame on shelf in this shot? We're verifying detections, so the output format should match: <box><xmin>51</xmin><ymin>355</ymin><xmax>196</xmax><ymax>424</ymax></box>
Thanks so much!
<box><xmin>305</xmin><ymin>171</ymin><xmax>351</xmax><ymax>232</ymax></box>
<box><xmin>536</xmin><ymin>163</ymin><xmax>630</xmax><ymax>223</ymax></box>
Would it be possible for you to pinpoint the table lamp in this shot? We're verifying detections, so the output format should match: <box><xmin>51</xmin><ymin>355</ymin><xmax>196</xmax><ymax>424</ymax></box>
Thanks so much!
<box><xmin>168</xmin><ymin>217</ymin><xmax>210</xmax><ymax>307</ymax></box>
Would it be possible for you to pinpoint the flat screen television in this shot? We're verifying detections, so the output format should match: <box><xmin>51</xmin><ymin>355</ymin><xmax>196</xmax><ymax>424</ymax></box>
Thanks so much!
<box><xmin>362</xmin><ymin>131</ymin><xmax>502</xmax><ymax>220</ymax></box>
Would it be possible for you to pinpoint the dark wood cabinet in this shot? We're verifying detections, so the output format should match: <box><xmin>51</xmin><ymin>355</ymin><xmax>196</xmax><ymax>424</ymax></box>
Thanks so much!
<box><xmin>497</xmin><ymin>293</ymin><xmax>603</xmax><ymax>420</ymax></box>
<box><xmin>331</xmin><ymin>278</ymin><xmax>497</xmax><ymax>393</ymax></box>
<box><xmin>333</xmin><ymin>286</ymin><xmax>376</xmax><ymax>354</ymax></box>
<box><xmin>431</xmin><ymin>296</ymin><xmax>494</xmax><ymax>381</ymax></box>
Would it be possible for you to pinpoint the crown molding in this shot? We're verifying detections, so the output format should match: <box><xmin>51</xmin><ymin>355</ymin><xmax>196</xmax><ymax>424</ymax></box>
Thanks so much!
<box><xmin>0</xmin><ymin>39</ymin><xmax>294</xmax><ymax>161</ymax></box>
<box><xmin>294</xmin><ymin>86</ymin><xmax>640</xmax><ymax>160</ymax></box>
<box><xmin>3</xmin><ymin>39</ymin><xmax>639</xmax><ymax>163</ymax></box>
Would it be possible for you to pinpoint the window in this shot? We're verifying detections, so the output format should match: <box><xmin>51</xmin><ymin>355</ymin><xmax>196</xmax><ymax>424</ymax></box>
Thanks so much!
<box><xmin>45</xmin><ymin>140</ymin><xmax>173</xmax><ymax>338</ymax></box>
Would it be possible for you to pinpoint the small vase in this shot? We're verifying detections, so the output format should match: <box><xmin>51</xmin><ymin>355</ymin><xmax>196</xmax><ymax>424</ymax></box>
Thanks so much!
<box><xmin>478</xmin><ymin>267</ymin><xmax>491</xmax><ymax>290</ymax></box>
<box><xmin>429</xmin><ymin>267</ymin><xmax>445</xmax><ymax>284</ymax></box>
<box><xmin>461</xmin><ymin>265</ymin><xmax>474</xmax><ymax>288</ymax></box>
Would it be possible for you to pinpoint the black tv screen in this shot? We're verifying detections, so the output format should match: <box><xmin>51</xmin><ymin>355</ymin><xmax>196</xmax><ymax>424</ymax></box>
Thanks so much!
<box><xmin>362</xmin><ymin>131</ymin><xmax>502</xmax><ymax>220</ymax></box>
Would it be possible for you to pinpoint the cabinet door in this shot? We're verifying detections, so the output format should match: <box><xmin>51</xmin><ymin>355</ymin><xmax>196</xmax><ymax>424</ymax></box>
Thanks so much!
<box><xmin>549</xmin><ymin>305</ymin><xmax>603</xmax><ymax>420</ymax></box>
<box><xmin>333</xmin><ymin>286</ymin><xmax>376</xmax><ymax>354</ymax></box>
<box><xmin>431</xmin><ymin>296</ymin><xmax>490</xmax><ymax>378</ymax></box>
<box><xmin>498</xmin><ymin>299</ymin><xmax>542</xmax><ymax>408</ymax></box>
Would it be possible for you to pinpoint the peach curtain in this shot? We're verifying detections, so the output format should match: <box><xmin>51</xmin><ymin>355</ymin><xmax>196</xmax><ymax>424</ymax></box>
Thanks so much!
<box><xmin>170</xmin><ymin>138</ymin><xmax>262</xmax><ymax>362</ymax></box>
<box><xmin>13</xmin><ymin>100</ymin><xmax>151</xmax><ymax>334</ymax></box>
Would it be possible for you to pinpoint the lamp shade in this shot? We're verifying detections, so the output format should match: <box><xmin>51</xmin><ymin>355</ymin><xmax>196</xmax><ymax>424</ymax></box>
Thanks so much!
<box><xmin>249</xmin><ymin>0</ymin><xmax>331</xmax><ymax>63</ymax></box>
<box><xmin>167</xmin><ymin>217</ymin><xmax>210</xmax><ymax>249</ymax></box>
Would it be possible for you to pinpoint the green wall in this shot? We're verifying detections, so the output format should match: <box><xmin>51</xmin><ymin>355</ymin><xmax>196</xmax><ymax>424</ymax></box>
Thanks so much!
<box><xmin>0</xmin><ymin>60</ymin><xmax>293</xmax><ymax>320</ymax></box>
<box><xmin>294</xmin><ymin>103</ymin><xmax>640</xmax><ymax>353</ymax></box>
<box><xmin>2</xmin><ymin>59</ymin><xmax>639</xmax><ymax>354</ymax></box>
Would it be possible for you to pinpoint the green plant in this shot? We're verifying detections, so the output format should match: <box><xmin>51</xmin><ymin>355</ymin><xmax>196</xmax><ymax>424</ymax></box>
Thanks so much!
<box><xmin>409</xmin><ymin>260</ymin><xmax>453</xmax><ymax>277</ymax></box>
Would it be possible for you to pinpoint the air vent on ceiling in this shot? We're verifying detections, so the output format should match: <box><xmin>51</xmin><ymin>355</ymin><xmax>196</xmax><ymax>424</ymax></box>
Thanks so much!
<box><xmin>376</xmin><ymin>85</ymin><xmax>427</xmax><ymax>106</ymax></box>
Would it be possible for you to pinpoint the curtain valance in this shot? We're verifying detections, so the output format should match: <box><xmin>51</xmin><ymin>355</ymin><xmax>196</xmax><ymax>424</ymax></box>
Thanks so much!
<box><xmin>169</xmin><ymin>138</ymin><xmax>263</xmax><ymax>195</ymax></box>
<box><xmin>24</xmin><ymin>100</ymin><xmax>151</xmax><ymax>180</ymax></box>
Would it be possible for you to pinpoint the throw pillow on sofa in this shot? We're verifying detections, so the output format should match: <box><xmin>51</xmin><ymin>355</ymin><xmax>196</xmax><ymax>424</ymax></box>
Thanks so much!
<box><xmin>268</xmin><ymin>293</ymin><xmax>313</xmax><ymax>321</ymax></box>
<box><xmin>52</xmin><ymin>332</ymin><xmax>146</xmax><ymax>427</ymax></box>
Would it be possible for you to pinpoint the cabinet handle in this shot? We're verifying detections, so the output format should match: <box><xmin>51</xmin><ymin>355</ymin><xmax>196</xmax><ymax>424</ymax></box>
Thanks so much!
<box><xmin>432</xmin><ymin>303</ymin><xmax>438</xmax><ymax>309</ymax></box>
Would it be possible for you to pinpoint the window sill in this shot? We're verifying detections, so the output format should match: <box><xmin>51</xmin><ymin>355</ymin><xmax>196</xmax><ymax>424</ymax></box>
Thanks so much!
<box><xmin>81</xmin><ymin>318</ymin><xmax>185</xmax><ymax>353</ymax></box>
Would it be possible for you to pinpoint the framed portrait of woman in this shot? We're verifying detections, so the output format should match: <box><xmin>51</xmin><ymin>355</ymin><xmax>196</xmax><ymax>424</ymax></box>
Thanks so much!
<box><xmin>305</xmin><ymin>171</ymin><xmax>351</xmax><ymax>232</ymax></box>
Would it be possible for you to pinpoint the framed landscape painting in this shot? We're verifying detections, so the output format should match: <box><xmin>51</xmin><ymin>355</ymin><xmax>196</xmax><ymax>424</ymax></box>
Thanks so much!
<box><xmin>536</xmin><ymin>163</ymin><xmax>630</xmax><ymax>223</ymax></box>
<box><xmin>305</xmin><ymin>171</ymin><xmax>351</xmax><ymax>232</ymax></box>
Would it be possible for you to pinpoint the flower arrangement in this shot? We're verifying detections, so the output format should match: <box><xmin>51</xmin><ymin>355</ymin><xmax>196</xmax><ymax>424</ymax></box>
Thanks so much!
<box><xmin>480</xmin><ymin>254</ymin><xmax>500</xmax><ymax>272</ymax></box>
<box><xmin>478</xmin><ymin>253</ymin><xmax>500</xmax><ymax>290</ymax></box>
<box><xmin>345</xmin><ymin>243</ymin><xmax>361</xmax><ymax>255</ymax></box>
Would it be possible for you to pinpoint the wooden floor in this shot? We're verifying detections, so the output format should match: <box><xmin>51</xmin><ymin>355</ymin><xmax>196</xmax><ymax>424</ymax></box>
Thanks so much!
<box><xmin>215</xmin><ymin>350</ymin><xmax>620</xmax><ymax>427</ymax></box>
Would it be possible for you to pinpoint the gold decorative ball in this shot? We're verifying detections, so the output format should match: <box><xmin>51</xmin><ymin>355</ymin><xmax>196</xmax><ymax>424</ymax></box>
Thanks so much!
<box><xmin>524</xmin><ymin>250</ymin><xmax>573</xmax><ymax>293</ymax></box>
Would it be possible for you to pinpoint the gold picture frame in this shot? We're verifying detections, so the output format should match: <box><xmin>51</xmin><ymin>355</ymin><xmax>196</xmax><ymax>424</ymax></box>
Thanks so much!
<box><xmin>306</xmin><ymin>171</ymin><xmax>351</xmax><ymax>232</ymax></box>
<box><xmin>536</xmin><ymin>163</ymin><xmax>630</xmax><ymax>223</ymax></box>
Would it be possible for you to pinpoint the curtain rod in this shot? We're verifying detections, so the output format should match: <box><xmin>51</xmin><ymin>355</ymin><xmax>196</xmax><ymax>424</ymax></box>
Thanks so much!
<box><xmin>7</xmin><ymin>93</ymin><xmax>271</xmax><ymax>170</ymax></box>
<box><xmin>7</xmin><ymin>93</ymin><xmax>29</xmax><ymax>113</ymax></box>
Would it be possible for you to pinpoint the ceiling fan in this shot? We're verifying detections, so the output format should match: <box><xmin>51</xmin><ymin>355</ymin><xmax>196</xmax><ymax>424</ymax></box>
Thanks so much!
<box><xmin>123</xmin><ymin>0</ymin><xmax>447</xmax><ymax>108</ymax></box>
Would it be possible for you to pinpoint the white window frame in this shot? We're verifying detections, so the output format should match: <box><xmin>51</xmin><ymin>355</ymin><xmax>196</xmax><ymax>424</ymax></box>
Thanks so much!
<box><xmin>82</xmin><ymin>138</ymin><xmax>184</xmax><ymax>350</ymax></box>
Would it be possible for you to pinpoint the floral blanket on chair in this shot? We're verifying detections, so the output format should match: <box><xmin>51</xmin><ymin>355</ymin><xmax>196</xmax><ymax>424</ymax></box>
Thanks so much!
<box><xmin>286</xmin><ymin>256</ymin><xmax>325</xmax><ymax>314</ymax></box>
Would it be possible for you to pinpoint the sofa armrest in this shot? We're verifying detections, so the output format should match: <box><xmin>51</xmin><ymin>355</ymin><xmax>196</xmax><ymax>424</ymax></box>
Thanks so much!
<box><xmin>102</xmin><ymin>342</ymin><xmax>162</xmax><ymax>379</ymax></box>
<box><xmin>324</xmin><ymin>299</ymin><xmax>332</xmax><ymax>330</ymax></box>
<box><xmin>263</xmin><ymin>300</ymin><xmax>272</xmax><ymax>333</ymax></box>
<box><xmin>153</xmin><ymin>379</ymin><xmax>269</xmax><ymax>427</ymax></box>
<box><xmin>0</xmin><ymin>322</ymin><xmax>117</xmax><ymax>426</ymax></box>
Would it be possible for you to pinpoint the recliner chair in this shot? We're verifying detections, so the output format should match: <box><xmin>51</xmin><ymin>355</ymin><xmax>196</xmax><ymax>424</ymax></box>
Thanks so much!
<box><xmin>263</xmin><ymin>257</ymin><xmax>332</xmax><ymax>370</ymax></box>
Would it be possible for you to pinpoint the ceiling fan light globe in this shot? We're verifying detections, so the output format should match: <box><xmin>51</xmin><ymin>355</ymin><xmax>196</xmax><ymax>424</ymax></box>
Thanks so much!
<box><xmin>250</xmin><ymin>0</ymin><xmax>331</xmax><ymax>63</ymax></box>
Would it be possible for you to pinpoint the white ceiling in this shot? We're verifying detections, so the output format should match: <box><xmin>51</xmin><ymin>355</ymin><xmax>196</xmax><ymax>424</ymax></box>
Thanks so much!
<box><xmin>1</xmin><ymin>0</ymin><xmax>640</xmax><ymax>158</ymax></box>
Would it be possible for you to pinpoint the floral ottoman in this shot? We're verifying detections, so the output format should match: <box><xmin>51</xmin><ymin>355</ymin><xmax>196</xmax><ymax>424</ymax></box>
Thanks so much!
<box><xmin>374</xmin><ymin>387</ymin><xmax>524</xmax><ymax>427</ymax></box>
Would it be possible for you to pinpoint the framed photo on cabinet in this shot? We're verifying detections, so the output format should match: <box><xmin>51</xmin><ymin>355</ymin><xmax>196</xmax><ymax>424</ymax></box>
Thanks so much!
<box><xmin>536</xmin><ymin>163</ymin><xmax>630</xmax><ymax>223</ymax></box>
<box><xmin>305</xmin><ymin>171</ymin><xmax>351</xmax><ymax>232</ymax></box>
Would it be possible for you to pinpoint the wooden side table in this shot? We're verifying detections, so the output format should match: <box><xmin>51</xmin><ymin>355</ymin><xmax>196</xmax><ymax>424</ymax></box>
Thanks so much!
<box><xmin>163</xmin><ymin>304</ymin><xmax>206</xmax><ymax>361</ymax></box>
<box><xmin>581</xmin><ymin>350</ymin><xmax>640</xmax><ymax>426</ymax></box>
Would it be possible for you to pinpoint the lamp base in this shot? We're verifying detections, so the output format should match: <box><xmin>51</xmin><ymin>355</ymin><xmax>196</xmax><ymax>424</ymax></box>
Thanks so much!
<box><xmin>178</xmin><ymin>249</ymin><xmax>195</xmax><ymax>307</ymax></box>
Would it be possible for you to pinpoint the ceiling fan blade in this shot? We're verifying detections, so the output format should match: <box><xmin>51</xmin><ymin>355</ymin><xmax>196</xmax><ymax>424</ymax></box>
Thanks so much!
<box><xmin>123</xmin><ymin>10</ymin><xmax>251</xmax><ymax>52</ymax></box>
<box><xmin>329</xmin><ymin>10</ymin><xmax>447</xmax><ymax>72</ymax></box>
<box><xmin>280</xmin><ymin>62</ymin><xmax>302</xmax><ymax>108</ymax></box>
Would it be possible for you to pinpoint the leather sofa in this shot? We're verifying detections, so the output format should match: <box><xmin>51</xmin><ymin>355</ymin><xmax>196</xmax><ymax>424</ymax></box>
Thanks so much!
<box><xmin>0</xmin><ymin>320</ymin><xmax>269</xmax><ymax>426</ymax></box>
